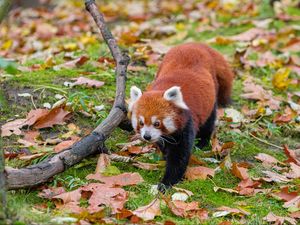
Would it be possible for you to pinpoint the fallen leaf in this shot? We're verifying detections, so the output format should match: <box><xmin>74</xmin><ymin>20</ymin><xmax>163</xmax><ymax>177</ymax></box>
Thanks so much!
<box><xmin>132</xmin><ymin>199</ymin><xmax>161</xmax><ymax>221</ymax></box>
<box><xmin>33</xmin><ymin>105</ymin><xmax>71</xmax><ymax>129</ymax></box>
<box><xmin>132</xmin><ymin>162</ymin><xmax>159</xmax><ymax>170</ymax></box>
<box><xmin>69</xmin><ymin>77</ymin><xmax>105</xmax><ymax>88</ymax></box>
<box><xmin>271</xmin><ymin>187</ymin><xmax>298</xmax><ymax>202</ymax></box>
<box><xmin>285</xmin><ymin>163</ymin><xmax>300</xmax><ymax>179</ymax></box>
<box><xmin>39</xmin><ymin>187</ymin><xmax>66</xmax><ymax>199</ymax></box>
<box><xmin>95</xmin><ymin>153</ymin><xmax>111</xmax><ymax>174</ymax></box>
<box><xmin>82</xmin><ymin>184</ymin><xmax>128</xmax><ymax>214</ymax></box>
<box><xmin>86</xmin><ymin>172</ymin><xmax>144</xmax><ymax>187</ymax></box>
<box><xmin>185</xmin><ymin>166</ymin><xmax>215</xmax><ymax>180</ymax></box>
<box><xmin>166</xmin><ymin>199</ymin><xmax>199</xmax><ymax>217</ymax></box>
<box><xmin>231</xmin><ymin>163</ymin><xmax>249</xmax><ymax>180</ymax></box>
<box><xmin>53</xmin><ymin>189</ymin><xmax>82</xmax><ymax>204</ymax></box>
<box><xmin>25</xmin><ymin>109</ymin><xmax>49</xmax><ymax>126</ymax></box>
<box><xmin>18</xmin><ymin>153</ymin><xmax>46</xmax><ymax>161</ymax></box>
<box><xmin>54</xmin><ymin>136</ymin><xmax>80</xmax><ymax>153</ymax></box>
<box><xmin>54</xmin><ymin>56</ymin><xmax>89</xmax><ymax>70</ymax></box>
<box><xmin>236</xmin><ymin>178</ymin><xmax>261</xmax><ymax>196</ymax></box>
<box><xmin>261</xmin><ymin>170</ymin><xmax>291</xmax><ymax>183</ymax></box>
<box><xmin>1</xmin><ymin>119</ymin><xmax>27</xmax><ymax>137</ymax></box>
<box><xmin>263</xmin><ymin>212</ymin><xmax>297</xmax><ymax>225</ymax></box>
<box><xmin>213</xmin><ymin>186</ymin><xmax>239</xmax><ymax>194</ymax></box>
<box><xmin>213</xmin><ymin>206</ymin><xmax>250</xmax><ymax>218</ymax></box>
<box><xmin>272</xmin><ymin>68</ymin><xmax>291</xmax><ymax>90</ymax></box>
<box><xmin>283</xmin><ymin>196</ymin><xmax>300</xmax><ymax>210</ymax></box>
<box><xmin>283</xmin><ymin>145</ymin><xmax>300</xmax><ymax>166</ymax></box>
<box><xmin>255</xmin><ymin>153</ymin><xmax>281</xmax><ymax>166</ymax></box>
<box><xmin>230</xmin><ymin>28</ymin><xmax>266</xmax><ymax>42</ymax></box>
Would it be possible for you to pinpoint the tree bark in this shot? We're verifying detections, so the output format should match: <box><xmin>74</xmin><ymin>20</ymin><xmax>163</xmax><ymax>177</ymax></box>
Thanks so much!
<box><xmin>5</xmin><ymin>0</ymin><xmax>130</xmax><ymax>190</ymax></box>
<box><xmin>0</xmin><ymin>0</ymin><xmax>10</xmax><ymax>22</ymax></box>
<box><xmin>0</xmin><ymin>139</ymin><xmax>6</xmax><ymax>222</ymax></box>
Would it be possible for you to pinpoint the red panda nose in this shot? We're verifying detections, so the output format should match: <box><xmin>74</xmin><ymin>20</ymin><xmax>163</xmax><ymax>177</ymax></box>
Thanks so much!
<box><xmin>143</xmin><ymin>134</ymin><xmax>152</xmax><ymax>141</ymax></box>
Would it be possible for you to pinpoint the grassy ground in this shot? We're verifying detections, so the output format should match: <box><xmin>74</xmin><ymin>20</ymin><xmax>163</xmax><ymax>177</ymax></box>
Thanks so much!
<box><xmin>1</xmin><ymin>0</ymin><xmax>300</xmax><ymax>224</ymax></box>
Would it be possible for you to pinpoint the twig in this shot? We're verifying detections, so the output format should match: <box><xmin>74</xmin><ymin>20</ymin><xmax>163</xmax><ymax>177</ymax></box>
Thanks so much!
<box><xmin>109</xmin><ymin>154</ymin><xmax>135</xmax><ymax>163</ymax></box>
<box><xmin>249</xmin><ymin>133</ymin><xmax>283</xmax><ymax>150</ymax></box>
<box><xmin>5</xmin><ymin>0</ymin><xmax>130</xmax><ymax>190</ymax></box>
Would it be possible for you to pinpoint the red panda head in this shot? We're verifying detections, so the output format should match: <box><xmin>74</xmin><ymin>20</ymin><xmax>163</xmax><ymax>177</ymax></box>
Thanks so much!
<box><xmin>128</xmin><ymin>86</ymin><xmax>189</xmax><ymax>143</ymax></box>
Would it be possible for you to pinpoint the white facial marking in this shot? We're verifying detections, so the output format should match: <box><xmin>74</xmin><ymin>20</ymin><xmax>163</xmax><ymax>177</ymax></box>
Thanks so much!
<box><xmin>128</xmin><ymin>86</ymin><xmax>142</xmax><ymax>112</ymax></box>
<box><xmin>163</xmin><ymin>86</ymin><xmax>188</xmax><ymax>110</ymax></box>
<box><xmin>163</xmin><ymin>116</ymin><xmax>176</xmax><ymax>133</ymax></box>
<box><xmin>131</xmin><ymin>110</ymin><xmax>138</xmax><ymax>130</ymax></box>
<box><xmin>140</xmin><ymin>125</ymin><xmax>162</xmax><ymax>142</ymax></box>
<box><xmin>139</xmin><ymin>116</ymin><xmax>145</xmax><ymax>123</ymax></box>
<box><xmin>151</xmin><ymin>116</ymin><xmax>157</xmax><ymax>124</ymax></box>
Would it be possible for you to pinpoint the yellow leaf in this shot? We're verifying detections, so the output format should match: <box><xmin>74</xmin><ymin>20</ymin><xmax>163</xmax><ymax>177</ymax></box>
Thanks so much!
<box><xmin>1</xmin><ymin>40</ymin><xmax>12</xmax><ymax>50</ymax></box>
<box><xmin>79</xmin><ymin>34</ymin><xmax>97</xmax><ymax>45</ymax></box>
<box><xmin>272</xmin><ymin>68</ymin><xmax>291</xmax><ymax>90</ymax></box>
<box><xmin>63</xmin><ymin>43</ymin><xmax>78</xmax><ymax>51</ymax></box>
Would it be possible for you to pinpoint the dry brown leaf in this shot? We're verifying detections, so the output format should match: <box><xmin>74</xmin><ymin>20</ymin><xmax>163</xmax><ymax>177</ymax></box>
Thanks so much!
<box><xmin>1</xmin><ymin>119</ymin><xmax>27</xmax><ymax>137</ymax></box>
<box><xmin>236</xmin><ymin>178</ymin><xmax>261</xmax><ymax>196</ymax></box>
<box><xmin>86</xmin><ymin>172</ymin><xmax>144</xmax><ymax>187</ymax></box>
<box><xmin>53</xmin><ymin>189</ymin><xmax>82</xmax><ymax>204</ymax></box>
<box><xmin>132</xmin><ymin>162</ymin><xmax>159</xmax><ymax>170</ymax></box>
<box><xmin>70</xmin><ymin>77</ymin><xmax>105</xmax><ymax>88</ymax></box>
<box><xmin>95</xmin><ymin>153</ymin><xmax>111</xmax><ymax>174</ymax></box>
<box><xmin>23</xmin><ymin>130</ymin><xmax>40</xmax><ymax>143</ymax></box>
<box><xmin>290</xmin><ymin>211</ymin><xmax>300</xmax><ymax>219</ymax></box>
<box><xmin>165</xmin><ymin>199</ymin><xmax>200</xmax><ymax>218</ymax></box>
<box><xmin>38</xmin><ymin>187</ymin><xmax>66</xmax><ymax>199</ymax></box>
<box><xmin>213</xmin><ymin>186</ymin><xmax>239</xmax><ymax>194</ymax></box>
<box><xmin>283</xmin><ymin>145</ymin><xmax>300</xmax><ymax>166</ymax></box>
<box><xmin>33</xmin><ymin>105</ymin><xmax>71</xmax><ymax>129</ymax></box>
<box><xmin>132</xmin><ymin>199</ymin><xmax>161</xmax><ymax>221</ymax></box>
<box><xmin>254</xmin><ymin>153</ymin><xmax>281</xmax><ymax>166</ymax></box>
<box><xmin>261</xmin><ymin>171</ymin><xmax>291</xmax><ymax>183</ymax></box>
<box><xmin>271</xmin><ymin>187</ymin><xmax>298</xmax><ymax>202</ymax></box>
<box><xmin>54</xmin><ymin>56</ymin><xmax>89</xmax><ymax>70</ymax></box>
<box><xmin>25</xmin><ymin>109</ymin><xmax>49</xmax><ymax>126</ymax></box>
<box><xmin>230</xmin><ymin>28</ymin><xmax>266</xmax><ymax>42</ymax></box>
<box><xmin>263</xmin><ymin>212</ymin><xmax>297</xmax><ymax>225</ymax></box>
<box><xmin>185</xmin><ymin>166</ymin><xmax>215</xmax><ymax>180</ymax></box>
<box><xmin>285</xmin><ymin>163</ymin><xmax>300</xmax><ymax>179</ymax></box>
<box><xmin>283</xmin><ymin>196</ymin><xmax>300</xmax><ymax>210</ymax></box>
<box><xmin>18</xmin><ymin>153</ymin><xmax>46</xmax><ymax>161</ymax></box>
<box><xmin>82</xmin><ymin>184</ymin><xmax>128</xmax><ymax>214</ymax></box>
<box><xmin>214</xmin><ymin>206</ymin><xmax>250</xmax><ymax>217</ymax></box>
<box><xmin>54</xmin><ymin>136</ymin><xmax>81</xmax><ymax>153</ymax></box>
<box><xmin>231</xmin><ymin>163</ymin><xmax>249</xmax><ymax>180</ymax></box>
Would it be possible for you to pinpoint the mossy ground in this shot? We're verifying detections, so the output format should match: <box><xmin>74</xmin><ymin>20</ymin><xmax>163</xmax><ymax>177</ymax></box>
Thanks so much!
<box><xmin>1</xmin><ymin>1</ymin><xmax>300</xmax><ymax>224</ymax></box>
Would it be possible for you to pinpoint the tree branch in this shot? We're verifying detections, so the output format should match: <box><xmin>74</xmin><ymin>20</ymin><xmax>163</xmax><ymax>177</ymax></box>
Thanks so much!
<box><xmin>5</xmin><ymin>0</ymin><xmax>130</xmax><ymax>190</ymax></box>
<box><xmin>0</xmin><ymin>0</ymin><xmax>11</xmax><ymax>22</ymax></box>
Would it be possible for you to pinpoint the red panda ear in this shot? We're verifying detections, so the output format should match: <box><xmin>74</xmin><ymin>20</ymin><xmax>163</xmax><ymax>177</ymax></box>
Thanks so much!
<box><xmin>129</xmin><ymin>86</ymin><xmax>142</xmax><ymax>111</ymax></box>
<box><xmin>163</xmin><ymin>86</ymin><xmax>188</xmax><ymax>110</ymax></box>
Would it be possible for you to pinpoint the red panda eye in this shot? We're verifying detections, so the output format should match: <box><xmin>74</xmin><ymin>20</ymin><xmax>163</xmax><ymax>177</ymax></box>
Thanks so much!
<box><xmin>139</xmin><ymin>120</ymin><xmax>144</xmax><ymax>126</ymax></box>
<box><xmin>154</xmin><ymin>121</ymin><xmax>160</xmax><ymax>128</ymax></box>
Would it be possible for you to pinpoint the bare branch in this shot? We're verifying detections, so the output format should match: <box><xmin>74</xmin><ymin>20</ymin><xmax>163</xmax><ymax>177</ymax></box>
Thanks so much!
<box><xmin>5</xmin><ymin>0</ymin><xmax>130</xmax><ymax>190</ymax></box>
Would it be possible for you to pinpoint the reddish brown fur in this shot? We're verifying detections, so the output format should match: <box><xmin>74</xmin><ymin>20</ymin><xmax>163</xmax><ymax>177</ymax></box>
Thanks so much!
<box><xmin>137</xmin><ymin>42</ymin><xmax>234</xmax><ymax>131</ymax></box>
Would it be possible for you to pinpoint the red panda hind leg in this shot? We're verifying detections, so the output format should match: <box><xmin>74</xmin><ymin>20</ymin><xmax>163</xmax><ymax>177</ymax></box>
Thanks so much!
<box><xmin>196</xmin><ymin>102</ymin><xmax>217</xmax><ymax>149</ymax></box>
<box><xmin>216</xmin><ymin>63</ymin><xmax>234</xmax><ymax>107</ymax></box>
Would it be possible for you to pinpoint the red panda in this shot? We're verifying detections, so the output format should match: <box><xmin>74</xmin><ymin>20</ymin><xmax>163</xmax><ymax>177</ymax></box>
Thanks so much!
<box><xmin>128</xmin><ymin>43</ymin><xmax>234</xmax><ymax>191</ymax></box>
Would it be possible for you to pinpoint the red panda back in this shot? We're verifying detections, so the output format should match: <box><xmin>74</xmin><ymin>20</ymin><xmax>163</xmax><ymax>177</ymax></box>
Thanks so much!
<box><xmin>147</xmin><ymin>43</ymin><xmax>233</xmax><ymax>130</ymax></box>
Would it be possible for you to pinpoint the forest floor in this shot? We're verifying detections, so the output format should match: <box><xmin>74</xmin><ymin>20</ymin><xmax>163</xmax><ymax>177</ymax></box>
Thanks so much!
<box><xmin>0</xmin><ymin>0</ymin><xmax>300</xmax><ymax>224</ymax></box>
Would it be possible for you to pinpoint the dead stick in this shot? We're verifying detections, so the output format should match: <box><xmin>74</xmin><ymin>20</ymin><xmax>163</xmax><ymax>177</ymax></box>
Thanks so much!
<box><xmin>5</xmin><ymin>0</ymin><xmax>130</xmax><ymax>190</ymax></box>
<box><xmin>0</xmin><ymin>141</ymin><xmax>7</xmax><ymax>219</ymax></box>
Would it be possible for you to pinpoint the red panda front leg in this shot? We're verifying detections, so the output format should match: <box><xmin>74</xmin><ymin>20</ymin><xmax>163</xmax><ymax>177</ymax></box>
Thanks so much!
<box><xmin>157</xmin><ymin>115</ymin><xmax>195</xmax><ymax>192</ymax></box>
